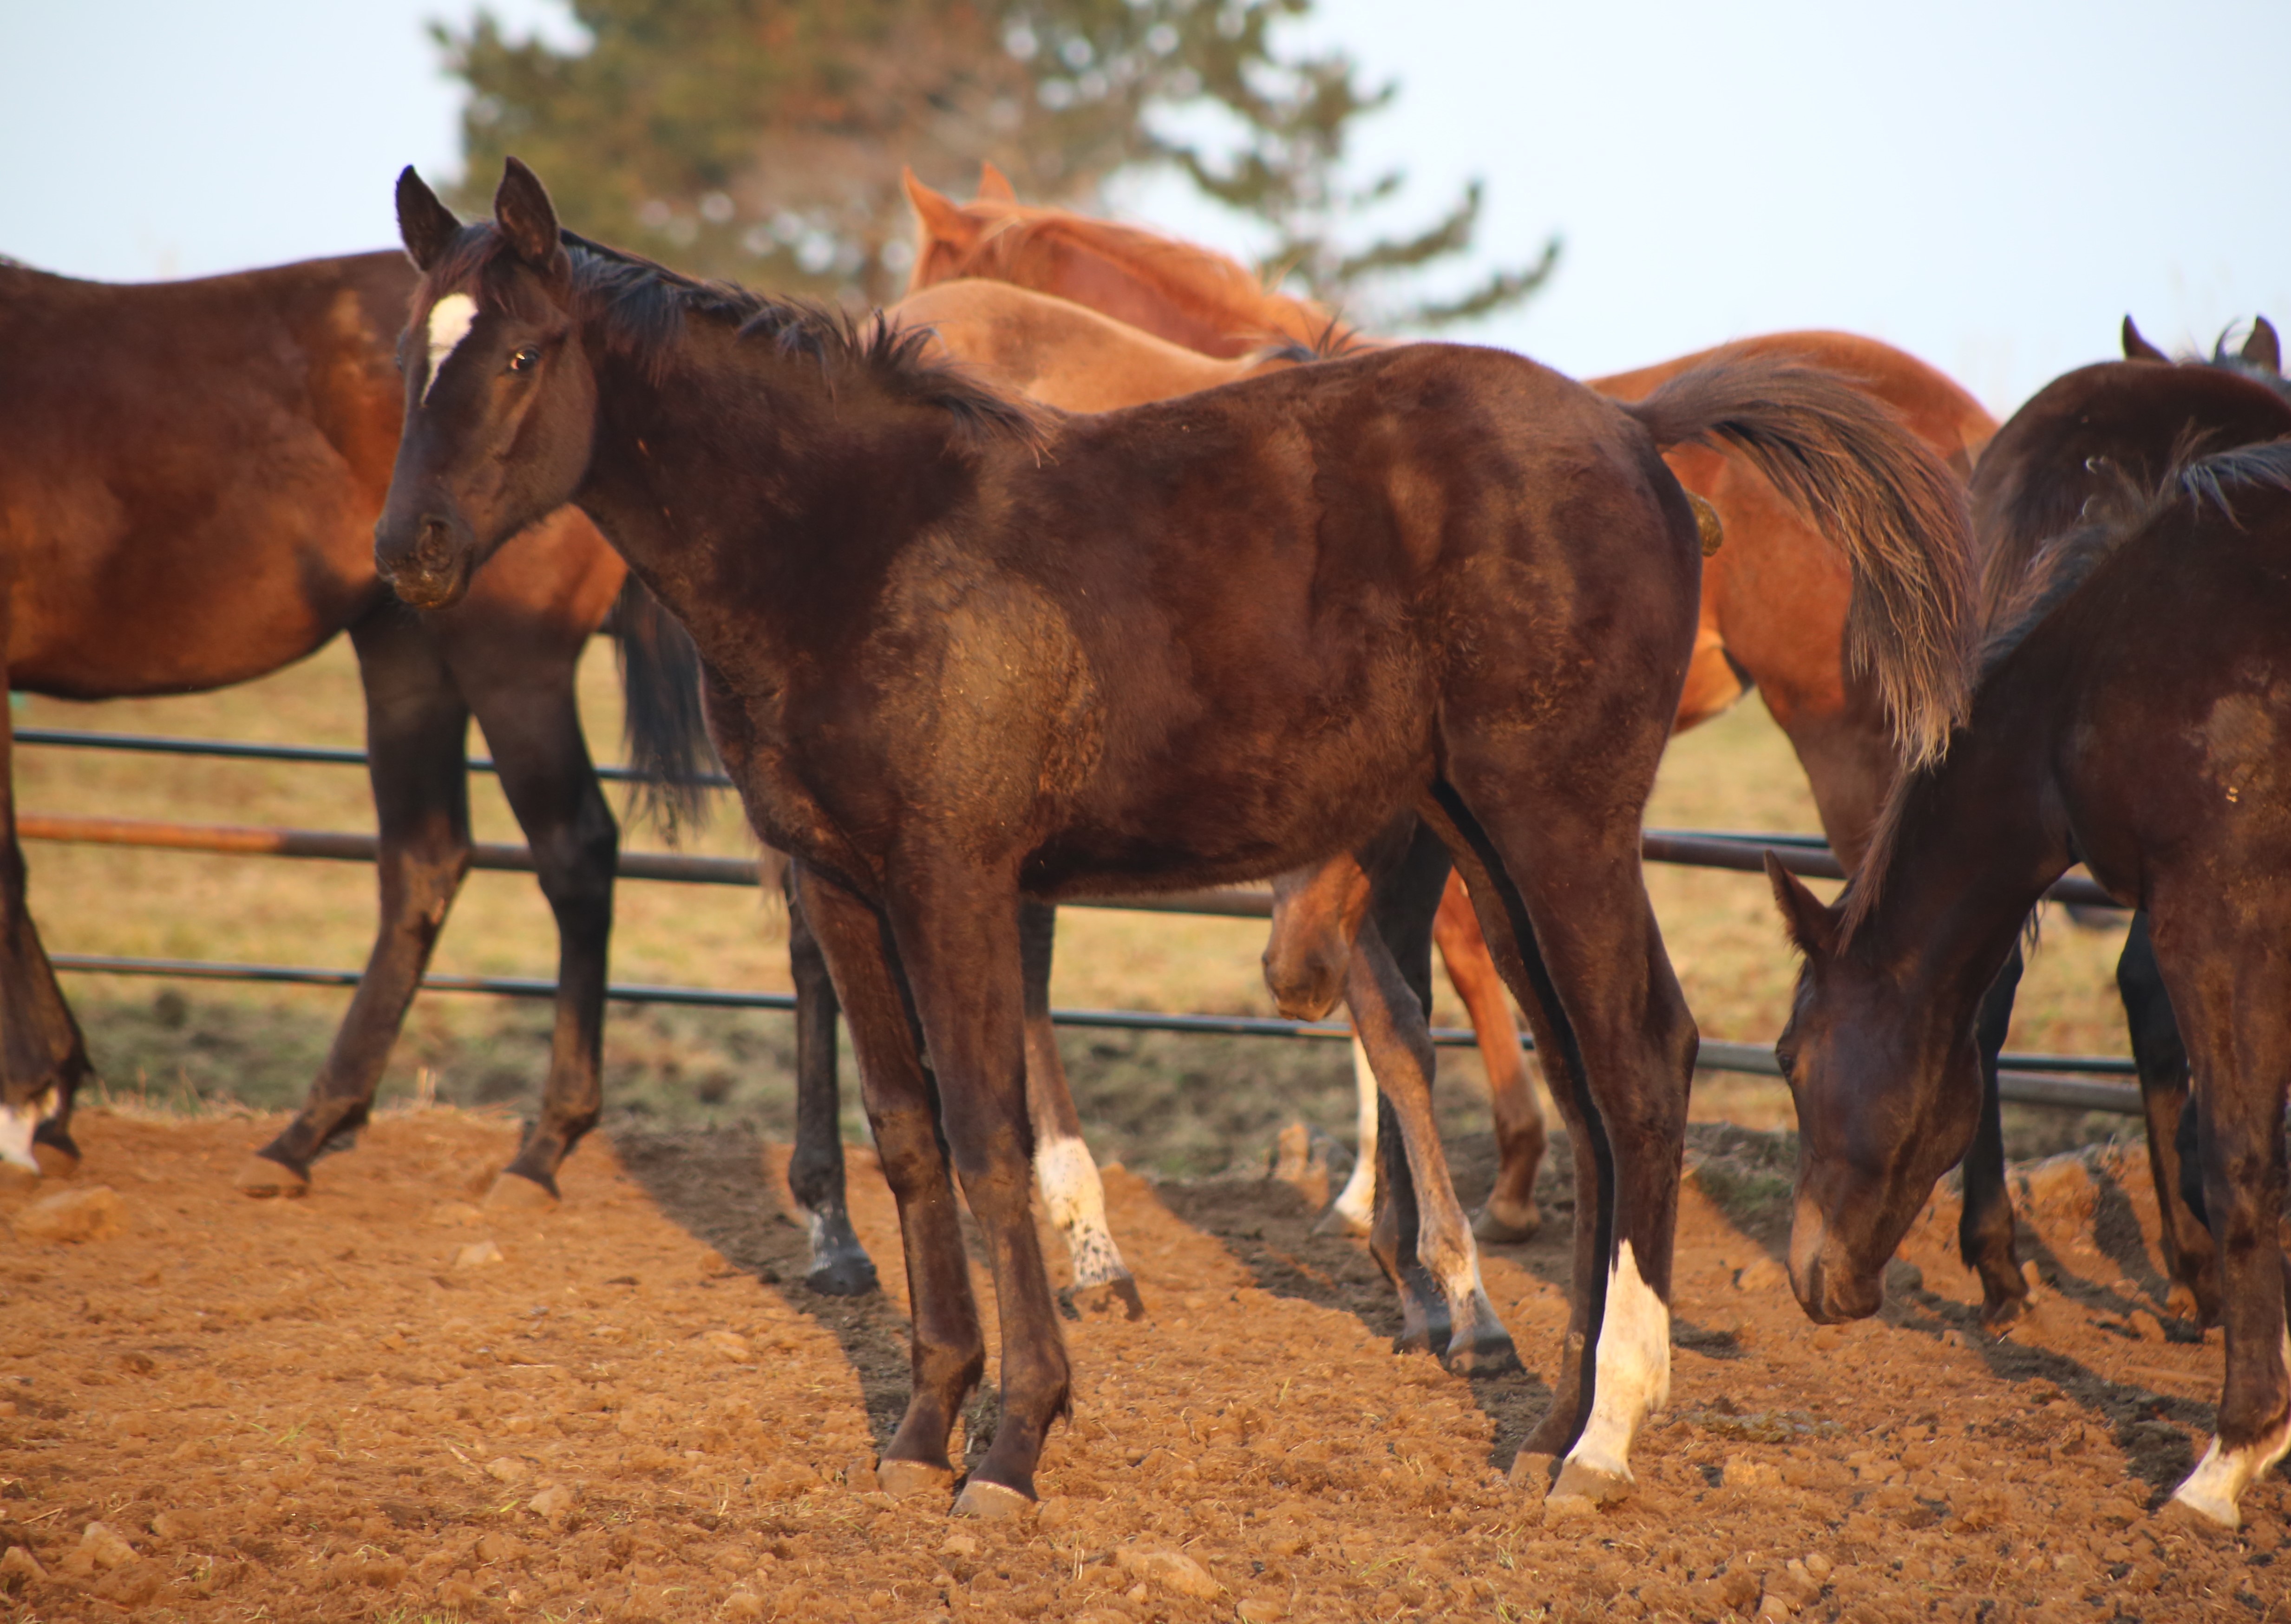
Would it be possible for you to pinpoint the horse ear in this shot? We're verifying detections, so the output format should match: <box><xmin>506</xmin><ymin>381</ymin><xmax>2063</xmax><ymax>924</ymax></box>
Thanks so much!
<box><xmin>2121</xmin><ymin>315</ymin><xmax>2167</xmax><ymax>362</ymax></box>
<box><xmin>396</xmin><ymin>167</ymin><xmax>461</xmax><ymax>272</ymax></box>
<box><xmin>1764</xmin><ymin>852</ymin><xmax>1840</xmax><ymax>960</ymax></box>
<box><xmin>2241</xmin><ymin>315</ymin><xmax>2282</xmax><ymax>375</ymax></box>
<box><xmin>903</xmin><ymin>167</ymin><xmax>970</xmax><ymax>243</ymax></box>
<box><xmin>493</xmin><ymin>157</ymin><xmax>563</xmax><ymax>271</ymax></box>
<box><xmin>975</xmin><ymin>162</ymin><xmax>1017</xmax><ymax>203</ymax></box>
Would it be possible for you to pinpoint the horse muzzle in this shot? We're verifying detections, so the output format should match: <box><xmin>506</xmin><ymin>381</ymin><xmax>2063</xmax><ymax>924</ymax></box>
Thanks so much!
<box><xmin>375</xmin><ymin>513</ymin><xmax>477</xmax><ymax>610</ymax></box>
<box><xmin>1788</xmin><ymin>1189</ymin><xmax>1884</xmax><ymax>1324</ymax></box>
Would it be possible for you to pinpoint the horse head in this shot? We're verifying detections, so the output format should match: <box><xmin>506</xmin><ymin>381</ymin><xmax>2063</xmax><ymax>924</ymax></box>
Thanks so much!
<box><xmin>375</xmin><ymin>160</ymin><xmax>597</xmax><ymax>610</ymax></box>
<box><xmin>1765</xmin><ymin>855</ymin><xmax>1986</xmax><ymax>1325</ymax></box>
<box><xmin>1263</xmin><ymin>856</ymin><xmax>1374</xmax><ymax>1022</ymax></box>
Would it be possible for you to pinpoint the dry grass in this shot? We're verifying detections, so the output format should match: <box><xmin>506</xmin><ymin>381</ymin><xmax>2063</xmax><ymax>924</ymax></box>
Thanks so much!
<box><xmin>20</xmin><ymin>641</ymin><xmax>2137</xmax><ymax>1172</ymax></box>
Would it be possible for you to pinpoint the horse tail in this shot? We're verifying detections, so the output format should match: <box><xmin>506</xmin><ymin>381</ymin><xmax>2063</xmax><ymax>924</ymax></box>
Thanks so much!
<box><xmin>1624</xmin><ymin>352</ymin><xmax>1975</xmax><ymax>769</ymax></box>
<box><xmin>610</xmin><ymin>573</ymin><xmax>720</xmax><ymax>845</ymax></box>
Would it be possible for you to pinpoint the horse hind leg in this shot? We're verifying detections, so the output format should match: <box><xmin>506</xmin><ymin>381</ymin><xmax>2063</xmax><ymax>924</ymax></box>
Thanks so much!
<box><xmin>1959</xmin><ymin>946</ymin><xmax>2034</xmax><ymax>1327</ymax></box>
<box><xmin>1019</xmin><ymin>902</ymin><xmax>1141</xmax><ymax>1318</ymax></box>
<box><xmin>785</xmin><ymin>876</ymin><xmax>877</xmax><ymax>1296</ymax></box>
<box><xmin>1425</xmin><ymin>773</ymin><xmax>1695</xmax><ymax>1507</ymax></box>
<box><xmin>0</xmin><ymin>645</ymin><xmax>93</xmax><ymax>1180</ymax></box>
<box><xmin>1434</xmin><ymin>869</ymin><xmax>1545</xmax><ymax>1242</ymax></box>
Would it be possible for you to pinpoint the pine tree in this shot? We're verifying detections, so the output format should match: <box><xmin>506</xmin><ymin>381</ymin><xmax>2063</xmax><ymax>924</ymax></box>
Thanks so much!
<box><xmin>437</xmin><ymin>0</ymin><xmax>1555</xmax><ymax>323</ymax></box>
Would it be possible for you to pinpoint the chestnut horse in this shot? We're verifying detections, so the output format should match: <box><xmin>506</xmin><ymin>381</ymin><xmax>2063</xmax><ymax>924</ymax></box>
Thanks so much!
<box><xmin>0</xmin><ymin>251</ymin><xmax>710</xmax><ymax>1200</ymax></box>
<box><xmin>378</xmin><ymin>161</ymin><xmax>1970</xmax><ymax>1512</ymax></box>
<box><xmin>1772</xmin><ymin>420</ymin><xmax>2291</xmax><ymax>1528</ymax></box>
<box><xmin>903</xmin><ymin>169</ymin><xmax>1989</xmax><ymax>1242</ymax></box>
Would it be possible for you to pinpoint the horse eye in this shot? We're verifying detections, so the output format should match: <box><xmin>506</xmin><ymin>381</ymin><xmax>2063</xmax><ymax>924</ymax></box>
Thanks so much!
<box><xmin>508</xmin><ymin>347</ymin><xmax>541</xmax><ymax>373</ymax></box>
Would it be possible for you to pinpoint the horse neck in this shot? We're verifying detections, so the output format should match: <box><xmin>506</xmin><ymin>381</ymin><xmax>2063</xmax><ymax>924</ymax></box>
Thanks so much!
<box><xmin>1845</xmin><ymin>691</ymin><xmax>2074</xmax><ymax>1029</ymax></box>
<box><xmin>572</xmin><ymin>322</ymin><xmax>974</xmax><ymax>657</ymax></box>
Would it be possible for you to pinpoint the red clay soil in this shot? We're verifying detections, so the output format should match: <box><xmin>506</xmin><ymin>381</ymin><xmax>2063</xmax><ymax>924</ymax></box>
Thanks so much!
<box><xmin>0</xmin><ymin>1109</ymin><xmax>2284</xmax><ymax>1623</ymax></box>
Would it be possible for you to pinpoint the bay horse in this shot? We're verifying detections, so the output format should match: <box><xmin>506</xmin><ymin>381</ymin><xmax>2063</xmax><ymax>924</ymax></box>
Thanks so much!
<box><xmin>1944</xmin><ymin>319</ymin><xmax>2291</xmax><ymax>1330</ymax></box>
<box><xmin>377</xmin><ymin>159</ymin><xmax>1970</xmax><ymax>1512</ymax></box>
<box><xmin>0</xmin><ymin>251</ymin><xmax>709</xmax><ymax>1200</ymax></box>
<box><xmin>903</xmin><ymin>169</ymin><xmax>1991</xmax><ymax>1249</ymax></box>
<box><xmin>779</xmin><ymin>279</ymin><xmax>1325</xmax><ymax>1309</ymax></box>
<box><xmin>1770</xmin><ymin>424</ymin><xmax>2291</xmax><ymax>1528</ymax></box>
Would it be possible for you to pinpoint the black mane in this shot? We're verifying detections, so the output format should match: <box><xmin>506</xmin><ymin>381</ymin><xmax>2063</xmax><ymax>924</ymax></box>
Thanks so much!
<box><xmin>424</xmin><ymin>224</ymin><xmax>1042</xmax><ymax>447</ymax></box>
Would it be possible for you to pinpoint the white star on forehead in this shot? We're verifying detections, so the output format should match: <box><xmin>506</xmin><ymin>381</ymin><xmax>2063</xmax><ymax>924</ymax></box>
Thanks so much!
<box><xmin>421</xmin><ymin>293</ymin><xmax>479</xmax><ymax>403</ymax></box>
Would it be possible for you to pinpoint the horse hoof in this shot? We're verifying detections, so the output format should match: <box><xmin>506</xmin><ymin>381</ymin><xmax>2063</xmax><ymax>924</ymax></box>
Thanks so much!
<box><xmin>952</xmin><ymin>1479</ymin><xmax>1035</xmax><ymax>1520</ymax></box>
<box><xmin>1471</xmin><ymin>1203</ymin><xmax>1541</xmax><ymax>1245</ymax></box>
<box><xmin>483</xmin><ymin>1172</ymin><xmax>561</xmax><ymax>1213</ymax></box>
<box><xmin>1069</xmin><ymin>1276</ymin><xmax>1146</xmax><ymax>1321</ymax></box>
<box><xmin>1507</xmin><ymin>1450</ymin><xmax>1557</xmax><ymax>1494</ymax></box>
<box><xmin>234</xmin><ymin>1155</ymin><xmax>309</xmax><ymax>1199</ymax></box>
<box><xmin>876</xmin><ymin>1459</ymin><xmax>955</xmax><ymax>1500</ymax></box>
<box><xmin>30</xmin><ymin>1141</ymin><xmax>80</xmax><ymax>1180</ymax></box>
<box><xmin>1442</xmin><ymin>1328</ymin><xmax>1523</xmax><ymax>1378</ymax></box>
<box><xmin>1552</xmin><ymin>1456</ymin><xmax>1634</xmax><ymax>1507</ymax></box>
<box><xmin>805</xmin><ymin>1256</ymin><xmax>881</xmax><ymax>1298</ymax></box>
<box><xmin>1978</xmin><ymin>1287</ymin><xmax>2034</xmax><ymax>1334</ymax></box>
<box><xmin>2162</xmin><ymin>1489</ymin><xmax>2240</xmax><ymax>1534</ymax></box>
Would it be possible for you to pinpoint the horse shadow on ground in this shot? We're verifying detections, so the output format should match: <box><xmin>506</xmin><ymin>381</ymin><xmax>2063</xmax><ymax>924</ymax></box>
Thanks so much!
<box><xmin>1875</xmin><ymin>1150</ymin><xmax>2230</xmax><ymax>1502</ymax></box>
<box><xmin>607</xmin><ymin>1124</ymin><xmax>921</xmax><ymax>1454</ymax></box>
<box><xmin>1152</xmin><ymin>1127</ymin><xmax>1567</xmax><ymax>1473</ymax></box>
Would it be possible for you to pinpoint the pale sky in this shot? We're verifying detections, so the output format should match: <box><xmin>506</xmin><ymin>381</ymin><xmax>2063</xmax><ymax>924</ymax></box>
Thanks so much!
<box><xmin>6</xmin><ymin>0</ymin><xmax>2287</xmax><ymax>416</ymax></box>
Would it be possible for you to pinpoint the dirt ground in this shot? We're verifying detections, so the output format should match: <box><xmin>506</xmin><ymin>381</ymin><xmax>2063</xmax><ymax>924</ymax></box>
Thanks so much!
<box><xmin>3</xmin><ymin>1109</ymin><xmax>2285</xmax><ymax>1624</ymax></box>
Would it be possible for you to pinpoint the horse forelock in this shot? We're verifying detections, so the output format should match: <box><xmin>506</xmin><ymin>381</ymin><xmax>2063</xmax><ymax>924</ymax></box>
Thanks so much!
<box><xmin>416</xmin><ymin>222</ymin><xmax>1041</xmax><ymax>448</ymax></box>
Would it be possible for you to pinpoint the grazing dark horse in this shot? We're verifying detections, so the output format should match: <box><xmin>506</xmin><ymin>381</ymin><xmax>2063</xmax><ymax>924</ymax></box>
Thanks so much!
<box><xmin>374</xmin><ymin>160</ymin><xmax>1967</xmax><ymax>1512</ymax></box>
<box><xmin>0</xmin><ymin>251</ymin><xmax>707</xmax><ymax>1200</ymax></box>
<box><xmin>1945</xmin><ymin>319</ymin><xmax>2291</xmax><ymax>1329</ymax></box>
<box><xmin>1772</xmin><ymin>425</ymin><xmax>2291</xmax><ymax>1526</ymax></box>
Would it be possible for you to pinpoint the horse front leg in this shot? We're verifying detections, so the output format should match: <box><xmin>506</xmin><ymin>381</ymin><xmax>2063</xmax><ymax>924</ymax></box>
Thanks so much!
<box><xmin>242</xmin><ymin>610</ymin><xmax>471</xmax><ymax>1194</ymax></box>
<box><xmin>792</xmin><ymin>865</ymin><xmax>982</xmax><ymax>1501</ymax></box>
<box><xmin>785</xmin><ymin>872</ymin><xmax>877</xmax><ymax>1296</ymax></box>
<box><xmin>1019</xmin><ymin>901</ymin><xmax>1140</xmax><ymax>1318</ymax></box>
<box><xmin>0</xmin><ymin>633</ymin><xmax>94</xmax><ymax>1180</ymax></box>
<box><xmin>2160</xmin><ymin>930</ymin><xmax>2291</xmax><ymax>1529</ymax></box>
<box><xmin>457</xmin><ymin>665</ymin><xmax>617</xmax><ymax>1207</ymax></box>
<box><xmin>1960</xmin><ymin>945</ymin><xmax>2033</xmax><ymax>1326</ymax></box>
<box><xmin>2117</xmin><ymin>914</ymin><xmax>2219</xmax><ymax>1326</ymax></box>
<box><xmin>884</xmin><ymin>868</ymin><xmax>1068</xmax><ymax>1516</ymax></box>
<box><xmin>1434</xmin><ymin>869</ymin><xmax>1545</xmax><ymax>1243</ymax></box>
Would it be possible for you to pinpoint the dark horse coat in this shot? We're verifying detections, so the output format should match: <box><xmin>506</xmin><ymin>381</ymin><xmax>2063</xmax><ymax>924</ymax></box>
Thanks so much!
<box><xmin>375</xmin><ymin>161</ymin><xmax>1970</xmax><ymax>1515</ymax></box>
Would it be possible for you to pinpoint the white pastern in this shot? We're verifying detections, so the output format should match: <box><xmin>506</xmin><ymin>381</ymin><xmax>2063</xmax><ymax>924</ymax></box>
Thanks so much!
<box><xmin>1035</xmin><ymin>1131</ymin><xmax>1127</xmax><ymax>1289</ymax></box>
<box><xmin>2170</xmin><ymin>1326</ymin><xmax>2291</xmax><ymax>1528</ymax></box>
<box><xmin>421</xmin><ymin>293</ymin><xmax>480</xmax><ymax>403</ymax></box>
<box><xmin>0</xmin><ymin>1088</ymin><xmax>58</xmax><ymax>1173</ymax></box>
<box><xmin>1562</xmin><ymin>1239</ymin><xmax>1673</xmax><ymax>1482</ymax></box>
<box><xmin>1326</xmin><ymin>1037</ymin><xmax>1379</xmax><ymax>1232</ymax></box>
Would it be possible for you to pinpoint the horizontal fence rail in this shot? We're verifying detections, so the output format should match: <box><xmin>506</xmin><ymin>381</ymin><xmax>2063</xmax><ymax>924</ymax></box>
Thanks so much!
<box><xmin>45</xmin><ymin>952</ymin><xmax>2141</xmax><ymax>1115</ymax></box>
<box><xmin>22</xmin><ymin>725</ymin><xmax>2141</xmax><ymax>1112</ymax></box>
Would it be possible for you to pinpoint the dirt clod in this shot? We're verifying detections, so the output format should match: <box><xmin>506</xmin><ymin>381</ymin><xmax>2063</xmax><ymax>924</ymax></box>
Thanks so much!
<box><xmin>10</xmin><ymin>1184</ymin><xmax>127</xmax><ymax>1242</ymax></box>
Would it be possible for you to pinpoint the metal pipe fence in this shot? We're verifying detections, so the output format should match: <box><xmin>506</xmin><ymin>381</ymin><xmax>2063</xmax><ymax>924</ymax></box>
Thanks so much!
<box><xmin>20</xmin><ymin>725</ymin><xmax>2142</xmax><ymax>1113</ymax></box>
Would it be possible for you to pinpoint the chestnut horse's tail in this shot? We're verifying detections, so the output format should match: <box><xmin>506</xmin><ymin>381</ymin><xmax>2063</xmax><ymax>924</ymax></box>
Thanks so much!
<box><xmin>1625</xmin><ymin>352</ymin><xmax>1976</xmax><ymax>769</ymax></box>
<box><xmin>611</xmin><ymin>574</ymin><xmax>721</xmax><ymax>844</ymax></box>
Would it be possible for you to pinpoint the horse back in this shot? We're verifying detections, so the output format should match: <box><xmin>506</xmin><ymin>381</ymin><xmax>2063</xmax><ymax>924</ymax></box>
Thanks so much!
<box><xmin>1970</xmin><ymin>361</ymin><xmax>2291</xmax><ymax>632</ymax></box>
<box><xmin>938</xmin><ymin>346</ymin><xmax>1693</xmax><ymax>889</ymax></box>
